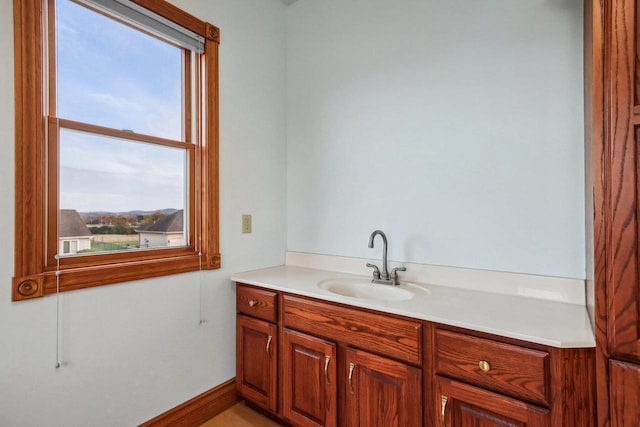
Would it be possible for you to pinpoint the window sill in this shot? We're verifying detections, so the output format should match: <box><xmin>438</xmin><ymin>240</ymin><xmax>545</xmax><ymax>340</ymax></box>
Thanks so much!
<box><xmin>12</xmin><ymin>252</ymin><xmax>221</xmax><ymax>301</ymax></box>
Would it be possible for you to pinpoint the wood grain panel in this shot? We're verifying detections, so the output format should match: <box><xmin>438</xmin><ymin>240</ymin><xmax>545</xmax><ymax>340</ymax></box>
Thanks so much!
<box><xmin>283</xmin><ymin>294</ymin><xmax>421</xmax><ymax>365</ymax></box>
<box><xmin>586</xmin><ymin>0</ymin><xmax>609</xmax><ymax>421</ymax></box>
<box><xmin>549</xmin><ymin>347</ymin><xmax>596</xmax><ymax>427</ymax></box>
<box><xmin>437</xmin><ymin>376</ymin><xmax>549</xmax><ymax>427</ymax></box>
<box><xmin>237</xmin><ymin>284</ymin><xmax>277</xmax><ymax>323</ymax></box>
<box><xmin>202</xmin><ymin>36</ymin><xmax>221</xmax><ymax>269</ymax></box>
<box><xmin>282</xmin><ymin>329</ymin><xmax>337</xmax><ymax>427</ymax></box>
<box><xmin>610</xmin><ymin>360</ymin><xmax>640</xmax><ymax>427</ymax></box>
<box><xmin>236</xmin><ymin>315</ymin><xmax>277</xmax><ymax>413</ymax></box>
<box><xmin>423</xmin><ymin>321</ymin><xmax>436</xmax><ymax>427</ymax></box>
<box><xmin>344</xmin><ymin>348</ymin><xmax>422</xmax><ymax>427</ymax></box>
<box><xmin>435</xmin><ymin>329</ymin><xmax>549</xmax><ymax>406</ymax></box>
<box><xmin>13</xmin><ymin>0</ymin><xmax>46</xmax><ymax>295</ymax></box>
<box><xmin>606</xmin><ymin>0</ymin><xmax>640</xmax><ymax>362</ymax></box>
<box><xmin>41</xmin><ymin>254</ymin><xmax>202</xmax><ymax>294</ymax></box>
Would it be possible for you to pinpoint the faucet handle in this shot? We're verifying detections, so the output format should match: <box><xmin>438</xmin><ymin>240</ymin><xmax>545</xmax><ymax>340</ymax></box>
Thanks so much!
<box><xmin>390</xmin><ymin>267</ymin><xmax>406</xmax><ymax>285</ymax></box>
<box><xmin>366</xmin><ymin>263</ymin><xmax>381</xmax><ymax>279</ymax></box>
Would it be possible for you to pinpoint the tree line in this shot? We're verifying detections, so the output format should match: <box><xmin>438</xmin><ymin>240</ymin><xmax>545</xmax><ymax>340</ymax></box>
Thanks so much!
<box><xmin>83</xmin><ymin>212</ymin><xmax>166</xmax><ymax>235</ymax></box>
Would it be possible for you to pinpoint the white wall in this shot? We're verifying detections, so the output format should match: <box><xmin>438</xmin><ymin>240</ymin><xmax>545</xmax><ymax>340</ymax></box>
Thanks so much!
<box><xmin>0</xmin><ymin>0</ymin><xmax>588</xmax><ymax>424</ymax></box>
<box><xmin>0</xmin><ymin>0</ymin><xmax>287</xmax><ymax>425</ymax></box>
<box><xmin>287</xmin><ymin>0</ymin><xmax>585</xmax><ymax>279</ymax></box>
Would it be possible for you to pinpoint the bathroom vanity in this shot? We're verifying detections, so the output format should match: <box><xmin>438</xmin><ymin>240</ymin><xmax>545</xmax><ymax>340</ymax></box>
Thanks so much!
<box><xmin>232</xmin><ymin>261</ymin><xmax>595</xmax><ymax>427</ymax></box>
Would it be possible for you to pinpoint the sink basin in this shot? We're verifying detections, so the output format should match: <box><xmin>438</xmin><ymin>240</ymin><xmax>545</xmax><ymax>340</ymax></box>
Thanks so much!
<box><xmin>317</xmin><ymin>278</ymin><xmax>426</xmax><ymax>302</ymax></box>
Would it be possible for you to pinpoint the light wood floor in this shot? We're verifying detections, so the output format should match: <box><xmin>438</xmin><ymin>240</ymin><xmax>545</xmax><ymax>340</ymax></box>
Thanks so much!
<box><xmin>200</xmin><ymin>402</ymin><xmax>283</xmax><ymax>427</ymax></box>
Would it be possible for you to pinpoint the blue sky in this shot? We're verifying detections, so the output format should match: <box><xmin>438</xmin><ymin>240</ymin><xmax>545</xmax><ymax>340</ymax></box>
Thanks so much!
<box><xmin>57</xmin><ymin>0</ymin><xmax>186</xmax><ymax>213</ymax></box>
<box><xmin>60</xmin><ymin>129</ymin><xmax>186</xmax><ymax>213</ymax></box>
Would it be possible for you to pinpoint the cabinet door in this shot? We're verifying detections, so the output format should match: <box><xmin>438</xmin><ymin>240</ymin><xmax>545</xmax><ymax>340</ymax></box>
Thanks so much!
<box><xmin>610</xmin><ymin>360</ymin><xmax>640</xmax><ymax>427</ymax></box>
<box><xmin>282</xmin><ymin>329</ymin><xmax>337</xmax><ymax>427</ymax></box>
<box><xmin>606</xmin><ymin>0</ymin><xmax>640</xmax><ymax>362</ymax></box>
<box><xmin>344</xmin><ymin>347</ymin><xmax>421</xmax><ymax>427</ymax></box>
<box><xmin>437</xmin><ymin>376</ymin><xmax>549</xmax><ymax>427</ymax></box>
<box><xmin>236</xmin><ymin>314</ymin><xmax>277</xmax><ymax>412</ymax></box>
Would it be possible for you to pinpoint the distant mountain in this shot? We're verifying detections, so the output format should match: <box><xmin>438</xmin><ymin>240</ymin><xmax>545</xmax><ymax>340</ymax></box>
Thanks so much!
<box><xmin>79</xmin><ymin>208</ymin><xmax>179</xmax><ymax>217</ymax></box>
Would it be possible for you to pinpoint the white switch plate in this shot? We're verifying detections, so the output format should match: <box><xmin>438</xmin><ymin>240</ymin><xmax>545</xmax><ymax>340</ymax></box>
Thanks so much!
<box><xmin>242</xmin><ymin>214</ymin><xmax>252</xmax><ymax>233</ymax></box>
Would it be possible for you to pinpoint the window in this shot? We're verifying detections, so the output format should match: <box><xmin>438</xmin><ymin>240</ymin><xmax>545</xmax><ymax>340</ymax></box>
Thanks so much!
<box><xmin>13</xmin><ymin>0</ymin><xmax>221</xmax><ymax>301</ymax></box>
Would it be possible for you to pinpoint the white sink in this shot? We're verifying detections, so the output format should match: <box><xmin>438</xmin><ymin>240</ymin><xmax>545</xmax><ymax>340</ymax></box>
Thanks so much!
<box><xmin>317</xmin><ymin>278</ymin><xmax>427</xmax><ymax>302</ymax></box>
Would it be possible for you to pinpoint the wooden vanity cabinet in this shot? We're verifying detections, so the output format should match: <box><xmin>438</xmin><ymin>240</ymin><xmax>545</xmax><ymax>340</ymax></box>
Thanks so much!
<box><xmin>433</xmin><ymin>327</ymin><xmax>595</xmax><ymax>427</ymax></box>
<box><xmin>282</xmin><ymin>294</ymin><xmax>423</xmax><ymax>427</ymax></box>
<box><xmin>437</xmin><ymin>376</ymin><xmax>549</xmax><ymax>427</ymax></box>
<box><xmin>600</xmin><ymin>0</ymin><xmax>640</xmax><ymax>366</ymax></box>
<box><xmin>236</xmin><ymin>286</ymin><xmax>278</xmax><ymax>413</ymax></box>
<box><xmin>236</xmin><ymin>314</ymin><xmax>277</xmax><ymax>412</ymax></box>
<box><xmin>434</xmin><ymin>329</ymin><xmax>549</xmax><ymax>406</ymax></box>
<box><xmin>282</xmin><ymin>328</ymin><xmax>337</xmax><ymax>427</ymax></box>
<box><xmin>593</xmin><ymin>0</ymin><xmax>640</xmax><ymax>424</ymax></box>
<box><xmin>236</xmin><ymin>283</ymin><xmax>594</xmax><ymax>427</ymax></box>
<box><xmin>236</xmin><ymin>283</ymin><xmax>423</xmax><ymax>426</ymax></box>
<box><xmin>609</xmin><ymin>360</ymin><xmax>640</xmax><ymax>426</ymax></box>
<box><xmin>434</xmin><ymin>328</ymin><xmax>551</xmax><ymax>426</ymax></box>
<box><xmin>344</xmin><ymin>347</ymin><xmax>422</xmax><ymax>427</ymax></box>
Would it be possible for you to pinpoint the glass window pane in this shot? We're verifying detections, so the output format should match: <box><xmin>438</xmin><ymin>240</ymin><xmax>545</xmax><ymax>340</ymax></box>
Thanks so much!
<box><xmin>58</xmin><ymin>128</ymin><xmax>187</xmax><ymax>256</ymax></box>
<box><xmin>55</xmin><ymin>0</ymin><xmax>183</xmax><ymax>140</ymax></box>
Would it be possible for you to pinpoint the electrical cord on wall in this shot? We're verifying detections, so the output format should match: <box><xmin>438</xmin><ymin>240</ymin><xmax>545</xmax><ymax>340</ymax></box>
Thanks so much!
<box><xmin>55</xmin><ymin>254</ymin><xmax>63</xmax><ymax>369</ymax></box>
<box><xmin>199</xmin><ymin>250</ymin><xmax>206</xmax><ymax>326</ymax></box>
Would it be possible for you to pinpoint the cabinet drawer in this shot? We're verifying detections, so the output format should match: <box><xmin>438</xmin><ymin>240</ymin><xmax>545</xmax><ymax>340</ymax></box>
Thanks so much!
<box><xmin>283</xmin><ymin>294</ymin><xmax>421</xmax><ymax>365</ymax></box>
<box><xmin>435</xmin><ymin>329</ymin><xmax>549</xmax><ymax>406</ymax></box>
<box><xmin>236</xmin><ymin>284</ymin><xmax>277</xmax><ymax>323</ymax></box>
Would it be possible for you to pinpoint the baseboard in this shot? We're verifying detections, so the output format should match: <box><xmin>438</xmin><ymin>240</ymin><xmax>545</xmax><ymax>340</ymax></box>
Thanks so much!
<box><xmin>140</xmin><ymin>378</ymin><xmax>240</xmax><ymax>427</ymax></box>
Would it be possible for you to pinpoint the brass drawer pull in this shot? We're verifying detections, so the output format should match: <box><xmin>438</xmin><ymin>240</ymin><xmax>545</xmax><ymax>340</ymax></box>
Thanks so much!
<box><xmin>479</xmin><ymin>360</ymin><xmax>491</xmax><ymax>372</ymax></box>
<box><xmin>248</xmin><ymin>299</ymin><xmax>257</xmax><ymax>307</ymax></box>
<box><xmin>441</xmin><ymin>395</ymin><xmax>448</xmax><ymax>427</ymax></box>
<box><xmin>324</xmin><ymin>355</ymin><xmax>331</xmax><ymax>384</ymax></box>
<box><xmin>266</xmin><ymin>335</ymin><xmax>272</xmax><ymax>359</ymax></box>
<box><xmin>348</xmin><ymin>362</ymin><xmax>356</xmax><ymax>394</ymax></box>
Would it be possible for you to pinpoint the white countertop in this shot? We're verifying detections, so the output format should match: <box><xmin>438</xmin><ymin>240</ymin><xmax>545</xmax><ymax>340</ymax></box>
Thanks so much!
<box><xmin>232</xmin><ymin>265</ymin><xmax>595</xmax><ymax>348</ymax></box>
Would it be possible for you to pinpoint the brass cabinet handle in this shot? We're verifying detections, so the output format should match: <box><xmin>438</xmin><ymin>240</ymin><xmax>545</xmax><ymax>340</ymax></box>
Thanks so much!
<box><xmin>348</xmin><ymin>362</ymin><xmax>356</xmax><ymax>394</ymax></box>
<box><xmin>441</xmin><ymin>395</ymin><xmax>448</xmax><ymax>427</ymax></box>
<box><xmin>266</xmin><ymin>335</ymin><xmax>272</xmax><ymax>359</ymax></box>
<box><xmin>324</xmin><ymin>355</ymin><xmax>331</xmax><ymax>384</ymax></box>
<box><xmin>248</xmin><ymin>299</ymin><xmax>257</xmax><ymax>307</ymax></box>
<box><xmin>479</xmin><ymin>360</ymin><xmax>491</xmax><ymax>372</ymax></box>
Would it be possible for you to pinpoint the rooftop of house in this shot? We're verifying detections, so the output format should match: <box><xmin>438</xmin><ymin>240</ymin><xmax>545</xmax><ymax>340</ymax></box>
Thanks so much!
<box><xmin>137</xmin><ymin>210</ymin><xmax>184</xmax><ymax>233</ymax></box>
<box><xmin>60</xmin><ymin>209</ymin><xmax>93</xmax><ymax>238</ymax></box>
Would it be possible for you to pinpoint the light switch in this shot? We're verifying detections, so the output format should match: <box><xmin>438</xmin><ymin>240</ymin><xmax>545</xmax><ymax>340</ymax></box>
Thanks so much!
<box><xmin>242</xmin><ymin>214</ymin><xmax>252</xmax><ymax>233</ymax></box>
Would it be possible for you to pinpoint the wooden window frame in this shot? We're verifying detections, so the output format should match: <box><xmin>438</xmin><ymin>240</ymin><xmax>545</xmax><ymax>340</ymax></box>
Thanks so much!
<box><xmin>12</xmin><ymin>0</ymin><xmax>221</xmax><ymax>301</ymax></box>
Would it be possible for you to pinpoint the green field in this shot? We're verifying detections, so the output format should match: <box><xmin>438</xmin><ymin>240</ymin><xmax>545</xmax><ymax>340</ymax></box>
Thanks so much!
<box><xmin>79</xmin><ymin>240</ymin><xmax>138</xmax><ymax>253</ymax></box>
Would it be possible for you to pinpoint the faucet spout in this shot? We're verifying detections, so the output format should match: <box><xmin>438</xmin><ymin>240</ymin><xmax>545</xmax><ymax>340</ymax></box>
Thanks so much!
<box><xmin>368</xmin><ymin>230</ymin><xmax>389</xmax><ymax>279</ymax></box>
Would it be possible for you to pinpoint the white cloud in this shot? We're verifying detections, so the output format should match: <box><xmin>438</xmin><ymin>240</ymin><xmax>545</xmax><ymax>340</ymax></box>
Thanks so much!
<box><xmin>88</xmin><ymin>92</ymin><xmax>145</xmax><ymax>113</ymax></box>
